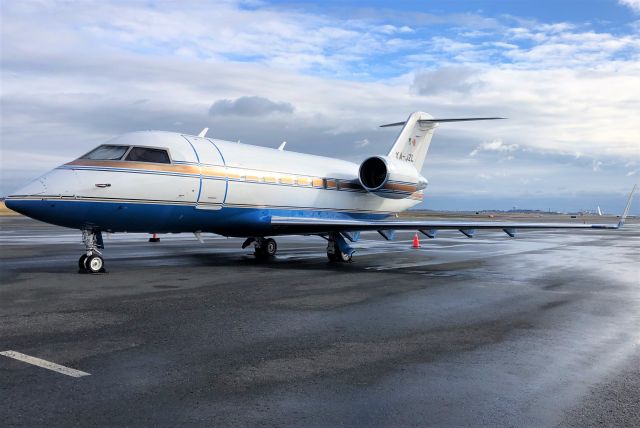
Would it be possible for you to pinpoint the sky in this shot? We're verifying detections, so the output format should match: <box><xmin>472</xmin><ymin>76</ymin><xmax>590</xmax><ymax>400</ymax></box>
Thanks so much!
<box><xmin>1</xmin><ymin>0</ymin><xmax>639</xmax><ymax>213</ymax></box>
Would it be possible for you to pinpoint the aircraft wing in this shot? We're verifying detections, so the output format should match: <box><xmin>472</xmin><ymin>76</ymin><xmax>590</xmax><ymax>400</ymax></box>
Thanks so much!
<box><xmin>270</xmin><ymin>186</ymin><xmax>637</xmax><ymax>237</ymax></box>
<box><xmin>270</xmin><ymin>217</ymin><xmax>624</xmax><ymax>237</ymax></box>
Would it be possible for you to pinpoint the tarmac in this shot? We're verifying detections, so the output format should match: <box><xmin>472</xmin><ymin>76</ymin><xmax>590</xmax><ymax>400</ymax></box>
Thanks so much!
<box><xmin>1</xmin><ymin>215</ymin><xmax>639</xmax><ymax>426</ymax></box>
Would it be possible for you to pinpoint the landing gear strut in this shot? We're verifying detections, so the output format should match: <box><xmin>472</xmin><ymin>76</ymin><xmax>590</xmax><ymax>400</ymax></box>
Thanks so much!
<box><xmin>78</xmin><ymin>229</ymin><xmax>106</xmax><ymax>274</ymax></box>
<box><xmin>244</xmin><ymin>237</ymin><xmax>277</xmax><ymax>258</ymax></box>
<box><xmin>326</xmin><ymin>233</ymin><xmax>353</xmax><ymax>263</ymax></box>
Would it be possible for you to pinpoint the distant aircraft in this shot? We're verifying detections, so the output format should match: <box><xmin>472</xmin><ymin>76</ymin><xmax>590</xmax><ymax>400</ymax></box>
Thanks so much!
<box><xmin>5</xmin><ymin>112</ymin><xmax>636</xmax><ymax>273</ymax></box>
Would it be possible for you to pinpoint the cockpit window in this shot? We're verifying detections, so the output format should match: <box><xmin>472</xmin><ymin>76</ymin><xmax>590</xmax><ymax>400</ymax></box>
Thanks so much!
<box><xmin>125</xmin><ymin>147</ymin><xmax>171</xmax><ymax>164</ymax></box>
<box><xmin>82</xmin><ymin>145</ymin><xmax>129</xmax><ymax>160</ymax></box>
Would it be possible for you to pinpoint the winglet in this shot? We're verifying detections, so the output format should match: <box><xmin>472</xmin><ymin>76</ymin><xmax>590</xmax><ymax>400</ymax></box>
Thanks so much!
<box><xmin>198</xmin><ymin>127</ymin><xmax>209</xmax><ymax>138</ymax></box>
<box><xmin>617</xmin><ymin>184</ymin><xmax>637</xmax><ymax>228</ymax></box>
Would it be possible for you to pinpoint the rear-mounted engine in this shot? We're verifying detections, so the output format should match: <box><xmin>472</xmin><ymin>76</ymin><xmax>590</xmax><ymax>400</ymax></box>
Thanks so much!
<box><xmin>358</xmin><ymin>155</ymin><xmax>427</xmax><ymax>199</ymax></box>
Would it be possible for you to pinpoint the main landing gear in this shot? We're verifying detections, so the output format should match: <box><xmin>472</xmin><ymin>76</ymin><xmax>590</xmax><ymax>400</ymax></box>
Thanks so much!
<box><xmin>326</xmin><ymin>233</ymin><xmax>354</xmax><ymax>263</ymax></box>
<box><xmin>241</xmin><ymin>234</ymin><xmax>354</xmax><ymax>262</ymax></box>
<box><xmin>78</xmin><ymin>229</ymin><xmax>106</xmax><ymax>274</ymax></box>
<box><xmin>243</xmin><ymin>237</ymin><xmax>278</xmax><ymax>259</ymax></box>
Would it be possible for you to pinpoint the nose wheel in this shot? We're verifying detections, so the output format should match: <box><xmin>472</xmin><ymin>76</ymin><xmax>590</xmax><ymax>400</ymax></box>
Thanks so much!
<box><xmin>78</xmin><ymin>254</ymin><xmax>88</xmax><ymax>271</ymax></box>
<box><xmin>78</xmin><ymin>229</ymin><xmax>106</xmax><ymax>274</ymax></box>
<box><xmin>85</xmin><ymin>254</ymin><xmax>105</xmax><ymax>273</ymax></box>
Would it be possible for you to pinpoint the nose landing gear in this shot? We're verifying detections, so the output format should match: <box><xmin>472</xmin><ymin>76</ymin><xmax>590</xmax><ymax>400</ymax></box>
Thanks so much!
<box><xmin>78</xmin><ymin>229</ymin><xmax>106</xmax><ymax>274</ymax></box>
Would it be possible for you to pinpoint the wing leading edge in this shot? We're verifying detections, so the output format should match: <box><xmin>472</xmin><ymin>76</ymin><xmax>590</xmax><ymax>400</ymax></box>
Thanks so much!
<box><xmin>270</xmin><ymin>185</ymin><xmax>637</xmax><ymax>236</ymax></box>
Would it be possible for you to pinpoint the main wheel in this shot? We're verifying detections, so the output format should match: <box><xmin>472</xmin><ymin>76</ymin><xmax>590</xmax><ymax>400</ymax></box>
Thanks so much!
<box><xmin>326</xmin><ymin>242</ymin><xmax>352</xmax><ymax>263</ymax></box>
<box><xmin>86</xmin><ymin>254</ymin><xmax>105</xmax><ymax>273</ymax></box>
<box><xmin>339</xmin><ymin>251</ymin><xmax>352</xmax><ymax>262</ymax></box>
<box><xmin>255</xmin><ymin>238</ymin><xmax>277</xmax><ymax>258</ymax></box>
<box><xmin>264</xmin><ymin>238</ymin><xmax>277</xmax><ymax>256</ymax></box>
<box><xmin>327</xmin><ymin>241</ymin><xmax>339</xmax><ymax>262</ymax></box>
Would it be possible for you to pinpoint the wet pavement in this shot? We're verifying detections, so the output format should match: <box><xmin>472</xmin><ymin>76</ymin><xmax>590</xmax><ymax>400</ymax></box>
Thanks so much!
<box><xmin>1</xmin><ymin>216</ymin><xmax>639</xmax><ymax>426</ymax></box>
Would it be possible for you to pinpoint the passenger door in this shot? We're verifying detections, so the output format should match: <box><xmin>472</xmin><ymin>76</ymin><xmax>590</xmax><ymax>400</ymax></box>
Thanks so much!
<box><xmin>183</xmin><ymin>136</ymin><xmax>227</xmax><ymax>210</ymax></box>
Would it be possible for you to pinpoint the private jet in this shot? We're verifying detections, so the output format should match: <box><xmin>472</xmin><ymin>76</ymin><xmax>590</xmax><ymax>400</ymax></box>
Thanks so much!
<box><xmin>5</xmin><ymin>112</ymin><xmax>636</xmax><ymax>273</ymax></box>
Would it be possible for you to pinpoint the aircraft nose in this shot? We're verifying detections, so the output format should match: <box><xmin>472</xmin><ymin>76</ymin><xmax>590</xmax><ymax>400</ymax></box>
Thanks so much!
<box><xmin>4</xmin><ymin>178</ymin><xmax>47</xmax><ymax>216</ymax></box>
<box><xmin>3</xmin><ymin>198</ymin><xmax>25</xmax><ymax>215</ymax></box>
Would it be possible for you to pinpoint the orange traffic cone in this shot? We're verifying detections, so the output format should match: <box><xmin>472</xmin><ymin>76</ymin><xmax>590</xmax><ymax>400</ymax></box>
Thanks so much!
<box><xmin>149</xmin><ymin>233</ymin><xmax>160</xmax><ymax>242</ymax></box>
<box><xmin>412</xmin><ymin>233</ymin><xmax>420</xmax><ymax>248</ymax></box>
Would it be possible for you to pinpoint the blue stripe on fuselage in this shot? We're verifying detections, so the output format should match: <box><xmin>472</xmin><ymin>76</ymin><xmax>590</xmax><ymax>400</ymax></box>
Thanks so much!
<box><xmin>5</xmin><ymin>199</ymin><xmax>389</xmax><ymax>236</ymax></box>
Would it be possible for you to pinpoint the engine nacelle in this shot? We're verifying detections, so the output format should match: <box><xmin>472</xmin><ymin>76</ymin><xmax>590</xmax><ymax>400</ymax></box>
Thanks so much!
<box><xmin>358</xmin><ymin>155</ymin><xmax>427</xmax><ymax>199</ymax></box>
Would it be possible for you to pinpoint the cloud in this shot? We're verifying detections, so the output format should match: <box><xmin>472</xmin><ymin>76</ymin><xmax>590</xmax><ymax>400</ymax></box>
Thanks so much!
<box><xmin>411</xmin><ymin>66</ymin><xmax>480</xmax><ymax>95</ymax></box>
<box><xmin>619</xmin><ymin>0</ymin><xmax>640</xmax><ymax>13</ymax></box>
<box><xmin>209</xmin><ymin>96</ymin><xmax>294</xmax><ymax>117</ymax></box>
<box><xmin>470</xmin><ymin>139</ymin><xmax>519</xmax><ymax>156</ymax></box>
<box><xmin>0</xmin><ymin>0</ymin><xmax>638</xmax><ymax>212</ymax></box>
<box><xmin>376</xmin><ymin>24</ymin><xmax>414</xmax><ymax>34</ymax></box>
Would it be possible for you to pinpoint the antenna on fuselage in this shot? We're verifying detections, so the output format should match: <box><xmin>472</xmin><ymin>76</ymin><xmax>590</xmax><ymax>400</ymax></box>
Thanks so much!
<box><xmin>278</xmin><ymin>141</ymin><xmax>287</xmax><ymax>151</ymax></box>
<box><xmin>198</xmin><ymin>127</ymin><xmax>209</xmax><ymax>138</ymax></box>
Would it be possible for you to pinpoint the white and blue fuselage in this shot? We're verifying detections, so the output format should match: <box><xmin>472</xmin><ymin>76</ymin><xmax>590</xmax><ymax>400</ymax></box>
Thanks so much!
<box><xmin>6</xmin><ymin>131</ymin><xmax>423</xmax><ymax>236</ymax></box>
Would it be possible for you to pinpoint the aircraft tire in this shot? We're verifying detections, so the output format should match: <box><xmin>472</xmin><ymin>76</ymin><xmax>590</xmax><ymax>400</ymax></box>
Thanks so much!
<box><xmin>78</xmin><ymin>254</ymin><xmax>88</xmax><ymax>273</ymax></box>
<box><xmin>339</xmin><ymin>251</ymin><xmax>352</xmax><ymax>263</ymax></box>
<box><xmin>86</xmin><ymin>255</ymin><xmax>105</xmax><ymax>274</ymax></box>
<box><xmin>264</xmin><ymin>238</ymin><xmax>277</xmax><ymax>256</ymax></box>
<box><xmin>255</xmin><ymin>238</ymin><xmax>277</xmax><ymax>258</ymax></box>
<box><xmin>327</xmin><ymin>246</ymin><xmax>351</xmax><ymax>263</ymax></box>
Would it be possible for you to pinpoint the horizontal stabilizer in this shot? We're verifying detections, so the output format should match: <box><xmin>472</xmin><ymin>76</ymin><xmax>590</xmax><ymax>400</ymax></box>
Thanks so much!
<box><xmin>380</xmin><ymin>117</ymin><xmax>505</xmax><ymax>127</ymax></box>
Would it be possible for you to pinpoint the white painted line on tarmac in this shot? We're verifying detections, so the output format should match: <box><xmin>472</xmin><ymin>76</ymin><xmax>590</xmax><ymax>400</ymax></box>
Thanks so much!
<box><xmin>0</xmin><ymin>350</ymin><xmax>91</xmax><ymax>378</ymax></box>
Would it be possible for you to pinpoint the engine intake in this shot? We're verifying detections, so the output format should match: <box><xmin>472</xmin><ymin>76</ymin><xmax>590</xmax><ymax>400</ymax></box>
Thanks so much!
<box><xmin>358</xmin><ymin>155</ymin><xmax>427</xmax><ymax>199</ymax></box>
<box><xmin>359</xmin><ymin>156</ymin><xmax>388</xmax><ymax>190</ymax></box>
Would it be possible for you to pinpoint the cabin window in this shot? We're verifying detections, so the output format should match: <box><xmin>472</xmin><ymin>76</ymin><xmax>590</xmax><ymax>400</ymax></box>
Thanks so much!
<box><xmin>82</xmin><ymin>145</ymin><xmax>129</xmax><ymax>160</ymax></box>
<box><xmin>125</xmin><ymin>147</ymin><xmax>171</xmax><ymax>164</ymax></box>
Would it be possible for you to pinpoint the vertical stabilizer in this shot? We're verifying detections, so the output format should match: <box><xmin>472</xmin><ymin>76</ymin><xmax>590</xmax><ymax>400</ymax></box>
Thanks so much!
<box><xmin>385</xmin><ymin>112</ymin><xmax>436</xmax><ymax>172</ymax></box>
<box><xmin>380</xmin><ymin>113</ymin><xmax>505</xmax><ymax>172</ymax></box>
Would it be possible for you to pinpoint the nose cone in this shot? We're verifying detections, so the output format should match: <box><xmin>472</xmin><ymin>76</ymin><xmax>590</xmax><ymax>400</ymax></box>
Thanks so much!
<box><xmin>5</xmin><ymin>169</ymin><xmax>86</xmax><ymax>229</ymax></box>
<box><xmin>3</xmin><ymin>197</ymin><xmax>20</xmax><ymax>214</ymax></box>
<box><xmin>4</xmin><ymin>178</ymin><xmax>47</xmax><ymax>216</ymax></box>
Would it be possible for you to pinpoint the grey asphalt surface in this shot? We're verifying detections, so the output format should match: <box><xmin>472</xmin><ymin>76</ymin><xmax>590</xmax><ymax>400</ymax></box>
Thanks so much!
<box><xmin>1</xmin><ymin>216</ymin><xmax>639</xmax><ymax>427</ymax></box>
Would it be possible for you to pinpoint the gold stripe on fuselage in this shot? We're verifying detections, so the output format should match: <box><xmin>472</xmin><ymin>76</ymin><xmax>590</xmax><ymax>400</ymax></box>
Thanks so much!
<box><xmin>383</xmin><ymin>183</ymin><xmax>417</xmax><ymax>192</ymax></box>
<box><xmin>67</xmin><ymin>159</ymin><xmax>200</xmax><ymax>175</ymax></box>
<box><xmin>65</xmin><ymin>160</ymin><xmax>421</xmax><ymax>196</ymax></box>
<box><xmin>200</xmin><ymin>165</ymin><xmax>227</xmax><ymax>178</ymax></box>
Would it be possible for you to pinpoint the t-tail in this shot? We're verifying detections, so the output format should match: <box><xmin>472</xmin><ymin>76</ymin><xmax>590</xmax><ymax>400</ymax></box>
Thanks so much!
<box><xmin>381</xmin><ymin>112</ymin><xmax>505</xmax><ymax>171</ymax></box>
